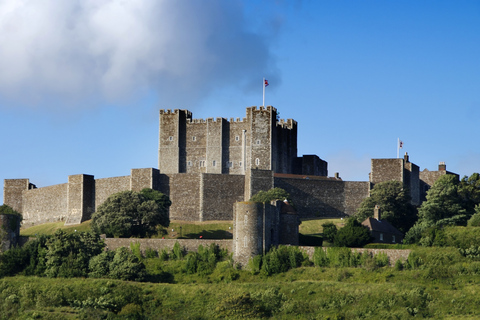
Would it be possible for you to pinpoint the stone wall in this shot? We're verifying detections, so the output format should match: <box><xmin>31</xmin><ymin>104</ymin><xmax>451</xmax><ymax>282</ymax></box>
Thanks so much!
<box><xmin>370</xmin><ymin>158</ymin><xmax>404</xmax><ymax>184</ymax></box>
<box><xmin>22</xmin><ymin>183</ymin><xmax>68</xmax><ymax>226</ymax></box>
<box><xmin>274</xmin><ymin>176</ymin><xmax>346</xmax><ymax>218</ymax></box>
<box><xmin>299</xmin><ymin>246</ymin><xmax>411</xmax><ymax>265</ymax></box>
<box><xmin>95</xmin><ymin>176</ymin><xmax>130</xmax><ymax>210</ymax></box>
<box><xmin>245</xmin><ymin>169</ymin><xmax>274</xmax><ymax>201</ymax></box>
<box><xmin>162</xmin><ymin>173</ymin><xmax>202</xmax><ymax>221</ymax></box>
<box><xmin>104</xmin><ymin>238</ymin><xmax>233</xmax><ymax>254</ymax></box>
<box><xmin>200</xmin><ymin>174</ymin><xmax>245</xmax><ymax>221</ymax></box>
<box><xmin>3</xmin><ymin>179</ymin><xmax>31</xmax><ymax>214</ymax></box>
<box><xmin>343</xmin><ymin>181</ymin><xmax>371</xmax><ymax>216</ymax></box>
<box><xmin>66</xmin><ymin>174</ymin><xmax>95</xmax><ymax>225</ymax></box>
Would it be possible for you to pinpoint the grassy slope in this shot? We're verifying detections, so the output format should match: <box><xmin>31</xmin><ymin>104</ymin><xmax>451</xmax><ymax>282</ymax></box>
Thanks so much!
<box><xmin>21</xmin><ymin>218</ymin><xmax>338</xmax><ymax>239</ymax></box>
<box><xmin>2</xmin><ymin>264</ymin><xmax>480</xmax><ymax>319</ymax></box>
<box><xmin>11</xmin><ymin>220</ymin><xmax>480</xmax><ymax>318</ymax></box>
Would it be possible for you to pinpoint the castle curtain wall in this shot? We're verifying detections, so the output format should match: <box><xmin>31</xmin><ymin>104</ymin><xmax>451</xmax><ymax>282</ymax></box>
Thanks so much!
<box><xmin>95</xmin><ymin>176</ymin><xmax>130</xmax><ymax>211</ymax></box>
<box><xmin>164</xmin><ymin>173</ymin><xmax>202</xmax><ymax>221</ymax></box>
<box><xmin>343</xmin><ymin>181</ymin><xmax>371</xmax><ymax>216</ymax></box>
<box><xmin>22</xmin><ymin>184</ymin><xmax>68</xmax><ymax>226</ymax></box>
<box><xmin>200</xmin><ymin>174</ymin><xmax>245</xmax><ymax>221</ymax></box>
<box><xmin>274</xmin><ymin>177</ymin><xmax>346</xmax><ymax>219</ymax></box>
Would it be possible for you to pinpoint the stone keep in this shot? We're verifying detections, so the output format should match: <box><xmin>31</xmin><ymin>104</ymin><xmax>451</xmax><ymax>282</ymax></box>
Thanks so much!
<box><xmin>158</xmin><ymin>106</ymin><xmax>298</xmax><ymax>175</ymax></box>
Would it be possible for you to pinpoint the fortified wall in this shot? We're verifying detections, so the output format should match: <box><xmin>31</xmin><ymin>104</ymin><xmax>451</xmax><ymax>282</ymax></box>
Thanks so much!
<box><xmin>3</xmin><ymin>106</ymin><xmax>457</xmax><ymax>227</ymax></box>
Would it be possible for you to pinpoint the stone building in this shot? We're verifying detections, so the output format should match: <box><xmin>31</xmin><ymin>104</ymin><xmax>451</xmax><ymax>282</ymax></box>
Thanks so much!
<box><xmin>361</xmin><ymin>205</ymin><xmax>404</xmax><ymax>244</ymax></box>
<box><xmin>3</xmin><ymin>106</ymin><xmax>457</xmax><ymax>228</ymax></box>
<box><xmin>233</xmin><ymin>200</ymin><xmax>300</xmax><ymax>266</ymax></box>
<box><xmin>370</xmin><ymin>153</ymin><xmax>459</xmax><ymax>206</ymax></box>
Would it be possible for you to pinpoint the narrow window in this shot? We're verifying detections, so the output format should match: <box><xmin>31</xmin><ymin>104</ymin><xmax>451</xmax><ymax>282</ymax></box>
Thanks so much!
<box><xmin>168</xmin><ymin>136</ymin><xmax>173</xmax><ymax>141</ymax></box>
<box><xmin>199</xmin><ymin>160</ymin><xmax>206</xmax><ymax>167</ymax></box>
<box><xmin>239</xmin><ymin>161</ymin><xmax>242</xmax><ymax>167</ymax></box>
<box><xmin>379</xmin><ymin>233</ymin><xmax>383</xmax><ymax>241</ymax></box>
<box><xmin>235</xmin><ymin>136</ymin><xmax>240</xmax><ymax>141</ymax></box>
<box><xmin>187</xmin><ymin>161</ymin><xmax>192</xmax><ymax>167</ymax></box>
<box><xmin>392</xmin><ymin>235</ymin><xmax>396</xmax><ymax>243</ymax></box>
<box><xmin>227</xmin><ymin>161</ymin><xmax>233</xmax><ymax>168</ymax></box>
<box><xmin>212</xmin><ymin>160</ymin><xmax>216</xmax><ymax>167</ymax></box>
<box><xmin>192</xmin><ymin>136</ymin><xmax>196</xmax><ymax>141</ymax></box>
<box><xmin>256</xmin><ymin>140</ymin><xmax>261</xmax><ymax>145</ymax></box>
<box><xmin>255</xmin><ymin>158</ymin><xmax>260</xmax><ymax>166</ymax></box>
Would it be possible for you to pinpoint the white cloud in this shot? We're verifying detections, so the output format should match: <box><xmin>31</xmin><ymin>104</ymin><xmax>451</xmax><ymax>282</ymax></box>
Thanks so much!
<box><xmin>0</xmin><ymin>0</ymin><xmax>280</xmax><ymax>110</ymax></box>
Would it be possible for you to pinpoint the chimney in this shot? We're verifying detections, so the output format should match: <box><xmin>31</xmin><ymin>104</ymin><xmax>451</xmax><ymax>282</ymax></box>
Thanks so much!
<box><xmin>404</xmin><ymin>152</ymin><xmax>409</xmax><ymax>163</ymax></box>
<box><xmin>334</xmin><ymin>172</ymin><xmax>340</xmax><ymax>179</ymax></box>
<box><xmin>374</xmin><ymin>205</ymin><xmax>381</xmax><ymax>220</ymax></box>
<box><xmin>439</xmin><ymin>161</ymin><xmax>446</xmax><ymax>171</ymax></box>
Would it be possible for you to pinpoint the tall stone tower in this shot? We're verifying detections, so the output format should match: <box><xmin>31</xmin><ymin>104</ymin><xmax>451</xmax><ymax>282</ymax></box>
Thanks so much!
<box><xmin>158</xmin><ymin>106</ymin><xmax>298</xmax><ymax>175</ymax></box>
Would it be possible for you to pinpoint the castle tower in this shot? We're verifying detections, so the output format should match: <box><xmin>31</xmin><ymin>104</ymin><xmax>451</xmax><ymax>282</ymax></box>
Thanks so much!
<box><xmin>233</xmin><ymin>201</ymin><xmax>278</xmax><ymax>267</ymax></box>
<box><xmin>158</xmin><ymin>109</ymin><xmax>192</xmax><ymax>173</ymax></box>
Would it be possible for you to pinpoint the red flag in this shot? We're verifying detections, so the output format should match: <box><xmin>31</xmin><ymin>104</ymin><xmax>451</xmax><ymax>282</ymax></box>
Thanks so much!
<box><xmin>399</xmin><ymin>140</ymin><xmax>403</xmax><ymax>148</ymax></box>
<box><xmin>264</xmin><ymin>79</ymin><xmax>269</xmax><ymax>87</ymax></box>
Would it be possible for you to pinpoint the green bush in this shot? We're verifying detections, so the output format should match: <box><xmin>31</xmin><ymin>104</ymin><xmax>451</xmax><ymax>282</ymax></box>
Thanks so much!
<box><xmin>109</xmin><ymin>247</ymin><xmax>147</xmax><ymax>281</ymax></box>
<box><xmin>88</xmin><ymin>251</ymin><xmax>114</xmax><ymax>278</ymax></box>
<box><xmin>248</xmin><ymin>255</ymin><xmax>263</xmax><ymax>274</ymax></box>
<box><xmin>44</xmin><ymin>230</ymin><xmax>104</xmax><ymax>278</ymax></box>
<box><xmin>322</xmin><ymin>222</ymin><xmax>337</xmax><ymax>243</ymax></box>
<box><xmin>333</xmin><ymin>218</ymin><xmax>371</xmax><ymax>247</ymax></box>
<box><xmin>144</xmin><ymin>247</ymin><xmax>158</xmax><ymax>259</ymax></box>
<box><xmin>171</xmin><ymin>242</ymin><xmax>184</xmax><ymax>260</ymax></box>
<box><xmin>313</xmin><ymin>247</ymin><xmax>329</xmax><ymax>267</ymax></box>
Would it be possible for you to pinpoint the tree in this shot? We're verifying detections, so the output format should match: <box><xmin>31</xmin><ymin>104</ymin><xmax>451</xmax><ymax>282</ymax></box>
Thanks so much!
<box><xmin>459</xmin><ymin>173</ymin><xmax>480</xmax><ymax>216</ymax></box>
<box><xmin>333</xmin><ymin>218</ymin><xmax>371</xmax><ymax>247</ymax></box>
<box><xmin>250</xmin><ymin>188</ymin><xmax>291</xmax><ymax>203</ymax></box>
<box><xmin>91</xmin><ymin>189</ymin><xmax>171</xmax><ymax>238</ymax></box>
<box><xmin>467</xmin><ymin>204</ymin><xmax>480</xmax><ymax>227</ymax></box>
<box><xmin>355</xmin><ymin>180</ymin><xmax>417</xmax><ymax>233</ymax></box>
<box><xmin>44</xmin><ymin>230</ymin><xmax>105</xmax><ymax>278</ymax></box>
<box><xmin>89</xmin><ymin>247</ymin><xmax>146</xmax><ymax>281</ymax></box>
<box><xmin>322</xmin><ymin>222</ymin><xmax>337</xmax><ymax>243</ymax></box>
<box><xmin>404</xmin><ymin>174</ymin><xmax>467</xmax><ymax>244</ymax></box>
<box><xmin>418</xmin><ymin>174</ymin><xmax>467</xmax><ymax>226</ymax></box>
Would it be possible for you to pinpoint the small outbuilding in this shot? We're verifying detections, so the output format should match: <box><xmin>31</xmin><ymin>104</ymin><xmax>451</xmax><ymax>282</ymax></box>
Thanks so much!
<box><xmin>361</xmin><ymin>205</ymin><xmax>404</xmax><ymax>244</ymax></box>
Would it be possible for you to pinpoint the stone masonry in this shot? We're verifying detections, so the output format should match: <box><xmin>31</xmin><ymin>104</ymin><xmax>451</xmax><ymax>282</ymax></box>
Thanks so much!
<box><xmin>4</xmin><ymin>106</ymin><xmax>458</xmax><ymax>226</ymax></box>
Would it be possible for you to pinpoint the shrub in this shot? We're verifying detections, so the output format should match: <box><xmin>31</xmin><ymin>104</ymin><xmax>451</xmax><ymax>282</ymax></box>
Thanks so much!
<box><xmin>144</xmin><ymin>247</ymin><xmax>158</xmax><ymax>259</ymax></box>
<box><xmin>313</xmin><ymin>247</ymin><xmax>329</xmax><ymax>267</ymax></box>
<box><xmin>109</xmin><ymin>247</ymin><xmax>147</xmax><ymax>281</ymax></box>
<box><xmin>322</xmin><ymin>222</ymin><xmax>337</xmax><ymax>243</ymax></box>
<box><xmin>333</xmin><ymin>218</ymin><xmax>371</xmax><ymax>247</ymax></box>
<box><xmin>171</xmin><ymin>242</ymin><xmax>184</xmax><ymax>260</ymax></box>
<box><xmin>374</xmin><ymin>252</ymin><xmax>390</xmax><ymax>267</ymax></box>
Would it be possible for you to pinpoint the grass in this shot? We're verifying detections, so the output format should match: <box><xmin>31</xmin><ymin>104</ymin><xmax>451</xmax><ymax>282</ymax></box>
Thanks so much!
<box><xmin>3</xmin><ymin>263</ymin><xmax>480</xmax><ymax>319</ymax></box>
<box><xmin>20</xmin><ymin>217</ymin><xmax>342</xmax><ymax>241</ymax></box>
<box><xmin>155</xmin><ymin>221</ymin><xmax>234</xmax><ymax>239</ymax></box>
<box><xmin>299</xmin><ymin>217</ymin><xmax>345</xmax><ymax>236</ymax></box>
<box><xmin>21</xmin><ymin>219</ymin><xmax>234</xmax><ymax>240</ymax></box>
<box><xmin>20</xmin><ymin>220</ymin><xmax>92</xmax><ymax>237</ymax></box>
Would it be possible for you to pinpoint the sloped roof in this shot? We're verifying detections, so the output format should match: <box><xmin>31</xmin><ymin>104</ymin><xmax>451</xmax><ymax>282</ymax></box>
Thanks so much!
<box><xmin>361</xmin><ymin>218</ymin><xmax>403</xmax><ymax>236</ymax></box>
<box><xmin>280</xmin><ymin>201</ymin><xmax>297</xmax><ymax>214</ymax></box>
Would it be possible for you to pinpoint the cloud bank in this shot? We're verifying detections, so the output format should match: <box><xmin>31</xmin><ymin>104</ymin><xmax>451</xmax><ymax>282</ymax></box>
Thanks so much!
<box><xmin>0</xmin><ymin>0</ymin><xmax>279</xmax><ymax>110</ymax></box>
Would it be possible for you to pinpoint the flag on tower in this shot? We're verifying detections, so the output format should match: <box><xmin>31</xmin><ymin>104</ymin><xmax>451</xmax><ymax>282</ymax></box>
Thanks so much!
<box><xmin>264</xmin><ymin>79</ymin><xmax>269</xmax><ymax>87</ymax></box>
<box><xmin>399</xmin><ymin>140</ymin><xmax>403</xmax><ymax>148</ymax></box>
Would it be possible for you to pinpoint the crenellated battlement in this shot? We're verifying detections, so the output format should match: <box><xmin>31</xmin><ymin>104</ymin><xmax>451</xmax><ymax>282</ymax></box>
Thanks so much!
<box><xmin>159</xmin><ymin>106</ymin><xmax>298</xmax><ymax>175</ymax></box>
<box><xmin>277</xmin><ymin>118</ymin><xmax>297</xmax><ymax>129</ymax></box>
<box><xmin>159</xmin><ymin>109</ymin><xmax>193</xmax><ymax>119</ymax></box>
<box><xmin>247</xmin><ymin>105</ymin><xmax>277</xmax><ymax>113</ymax></box>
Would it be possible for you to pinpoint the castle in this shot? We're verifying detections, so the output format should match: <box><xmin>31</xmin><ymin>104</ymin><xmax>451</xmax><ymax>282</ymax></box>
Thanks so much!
<box><xmin>4</xmin><ymin>106</ymin><xmax>456</xmax><ymax>228</ymax></box>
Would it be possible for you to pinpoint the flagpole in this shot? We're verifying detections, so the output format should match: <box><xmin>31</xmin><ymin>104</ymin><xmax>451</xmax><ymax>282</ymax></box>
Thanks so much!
<box><xmin>397</xmin><ymin>138</ymin><xmax>399</xmax><ymax>158</ymax></box>
<box><xmin>263</xmin><ymin>77</ymin><xmax>265</xmax><ymax>107</ymax></box>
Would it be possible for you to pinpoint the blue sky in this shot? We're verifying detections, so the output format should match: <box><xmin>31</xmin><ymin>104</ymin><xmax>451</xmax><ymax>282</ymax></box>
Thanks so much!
<box><xmin>1</xmin><ymin>0</ymin><xmax>479</xmax><ymax>204</ymax></box>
